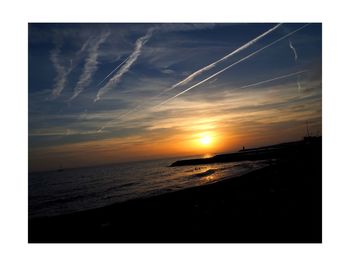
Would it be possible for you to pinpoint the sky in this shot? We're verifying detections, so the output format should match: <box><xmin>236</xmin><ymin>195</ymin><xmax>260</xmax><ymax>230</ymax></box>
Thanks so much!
<box><xmin>28</xmin><ymin>23</ymin><xmax>322</xmax><ymax>171</ymax></box>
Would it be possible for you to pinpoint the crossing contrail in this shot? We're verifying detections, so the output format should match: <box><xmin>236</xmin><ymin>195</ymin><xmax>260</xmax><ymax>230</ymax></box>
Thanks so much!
<box><xmin>94</xmin><ymin>29</ymin><xmax>154</xmax><ymax>102</ymax></box>
<box><xmin>105</xmin><ymin>23</ymin><xmax>283</xmax><ymax>120</ymax></box>
<box><xmin>239</xmin><ymin>70</ymin><xmax>307</xmax><ymax>89</ymax></box>
<box><xmin>97</xmin><ymin>24</ymin><xmax>309</xmax><ymax>133</ymax></box>
<box><xmin>96</xmin><ymin>56</ymin><xmax>129</xmax><ymax>87</ymax></box>
<box><xmin>154</xmin><ymin>24</ymin><xmax>310</xmax><ymax>108</ymax></box>
<box><xmin>94</xmin><ymin>24</ymin><xmax>219</xmax><ymax>103</ymax></box>
<box><xmin>161</xmin><ymin>23</ymin><xmax>282</xmax><ymax>95</ymax></box>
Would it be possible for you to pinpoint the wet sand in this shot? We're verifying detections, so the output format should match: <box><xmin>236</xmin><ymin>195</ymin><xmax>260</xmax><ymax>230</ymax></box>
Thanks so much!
<box><xmin>29</xmin><ymin>139</ymin><xmax>321</xmax><ymax>243</ymax></box>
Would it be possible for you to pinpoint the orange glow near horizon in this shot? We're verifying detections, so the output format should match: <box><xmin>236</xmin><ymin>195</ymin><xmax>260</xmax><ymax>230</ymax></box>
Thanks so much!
<box><xmin>29</xmin><ymin>115</ymin><xmax>319</xmax><ymax>172</ymax></box>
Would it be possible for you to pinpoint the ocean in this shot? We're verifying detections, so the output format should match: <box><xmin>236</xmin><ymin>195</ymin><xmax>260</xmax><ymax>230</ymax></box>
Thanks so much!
<box><xmin>29</xmin><ymin>157</ymin><xmax>269</xmax><ymax>218</ymax></box>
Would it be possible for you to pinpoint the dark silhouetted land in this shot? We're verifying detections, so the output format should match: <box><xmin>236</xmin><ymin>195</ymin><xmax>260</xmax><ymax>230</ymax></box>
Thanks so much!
<box><xmin>170</xmin><ymin>139</ymin><xmax>317</xmax><ymax>166</ymax></box>
<box><xmin>29</xmin><ymin>137</ymin><xmax>321</xmax><ymax>243</ymax></box>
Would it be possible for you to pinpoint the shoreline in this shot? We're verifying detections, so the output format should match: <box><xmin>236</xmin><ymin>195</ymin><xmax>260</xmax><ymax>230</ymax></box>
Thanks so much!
<box><xmin>28</xmin><ymin>159</ymin><xmax>268</xmax><ymax>220</ymax></box>
<box><xmin>29</xmin><ymin>161</ymin><xmax>269</xmax><ymax>220</ymax></box>
<box><xmin>29</xmin><ymin>139</ymin><xmax>321</xmax><ymax>243</ymax></box>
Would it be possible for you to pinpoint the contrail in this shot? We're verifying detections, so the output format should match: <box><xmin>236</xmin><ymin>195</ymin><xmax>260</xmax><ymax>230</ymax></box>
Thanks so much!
<box><xmin>94</xmin><ymin>29</ymin><xmax>154</xmax><ymax>102</ymax></box>
<box><xmin>50</xmin><ymin>46</ymin><xmax>67</xmax><ymax>98</ymax></box>
<box><xmin>97</xmin><ymin>109</ymin><xmax>133</xmax><ymax>133</ymax></box>
<box><xmin>95</xmin><ymin>25</ymin><xmax>214</xmax><ymax>102</ymax></box>
<box><xmin>96</xmin><ymin>56</ymin><xmax>129</xmax><ymax>87</ymax></box>
<box><xmin>239</xmin><ymin>70</ymin><xmax>307</xmax><ymax>89</ymax></box>
<box><xmin>154</xmin><ymin>24</ymin><xmax>310</xmax><ymax>108</ymax></box>
<box><xmin>108</xmin><ymin>24</ymin><xmax>282</xmax><ymax>119</ymax></box>
<box><xmin>297</xmin><ymin>75</ymin><xmax>302</xmax><ymax>94</ymax></box>
<box><xmin>50</xmin><ymin>36</ymin><xmax>92</xmax><ymax>98</ymax></box>
<box><xmin>288</xmin><ymin>40</ymin><xmax>303</xmax><ymax>93</ymax></box>
<box><xmin>97</xmin><ymin>24</ymin><xmax>308</xmax><ymax>132</ymax></box>
<box><xmin>161</xmin><ymin>23</ymin><xmax>282</xmax><ymax>95</ymax></box>
<box><xmin>69</xmin><ymin>31</ymin><xmax>110</xmax><ymax>101</ymax></box>
<box><xmin>96</xmin><ymin>103</ymin><xmax>147</xmax><ymax>133</ymax></box>
<box><xmin>289</xmin><ymin>40</ymin><xmax>298</xmax><ymax>62</ymax></box>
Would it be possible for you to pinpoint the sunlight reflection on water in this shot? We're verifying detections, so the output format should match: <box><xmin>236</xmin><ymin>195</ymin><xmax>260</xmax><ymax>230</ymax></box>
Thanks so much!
<box><xmin>29</xmin><ymin>158</ymin><xmax>269</xmax><ymax>218</ymax></box>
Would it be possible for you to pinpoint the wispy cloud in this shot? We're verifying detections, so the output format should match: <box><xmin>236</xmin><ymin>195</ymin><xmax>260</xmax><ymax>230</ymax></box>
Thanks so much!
<box><xmin>50</xmin><ymin>37</ymin><xmax>91</xmax><ymax>98</ymax></box>
<box><xmin>154</xmin><ymin>24</ymin><xmax>310</xmax><ymax>108</ymax></box>
<box><xmin>288</xmin><ymin>40</ymin><xmax>303</xmax><ymax>93</ymax></box>
<box><xmin>289</xmin><ymin>40</ymin><xmax>298</xmax><ymax>61</ymax></box>
<box><xmin>163</xmin><ymin>23</ymin><xmax>282</xmax><ymax>94</ymax></box>
<box><xmin>97</xmin><ymin>24</ymin><xmax>282</xmax><ymax>126</ymax></box>
<box><xmin>50</xmin><ymin>45</ymin><xmax>67</xmax><ymax>98</ymax></box>
<box><xmin>69</xmin><ymin>31</ymin><xmax>110</xmax><ymax>101</ymax></box>
<box><xmin>297</xmin><ymin>75</ymin><xmax>302</xmax><ymax>94</ymax></box>
<box><xmin>94</xmin><ymin>29</ymin><xmax>153</xmax><ymax>102</ymax></box>
<box><xmin>93</xmin><ymin>24</ymin><xmax>216</xmax><ymax>102</ymax></box>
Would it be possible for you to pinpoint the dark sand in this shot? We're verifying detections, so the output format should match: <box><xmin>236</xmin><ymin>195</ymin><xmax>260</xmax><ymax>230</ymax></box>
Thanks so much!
<box><xmin>29</xmin><ymin>139</ymin><xmax>321</xmax><ymax>243</ymax></box>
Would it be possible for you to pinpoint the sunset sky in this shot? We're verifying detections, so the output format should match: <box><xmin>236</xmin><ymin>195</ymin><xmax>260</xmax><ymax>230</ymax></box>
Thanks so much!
<box><xmin>29</xmin><ymin>23</ymin><xmax>322</xmax><ymax>171</ymax></box>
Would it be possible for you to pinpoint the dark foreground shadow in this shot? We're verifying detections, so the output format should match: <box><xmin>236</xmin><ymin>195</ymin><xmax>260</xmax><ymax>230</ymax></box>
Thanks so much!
<box><xmin>29</xmin><ymin>138</ymin><xmax>321</xmax><ymax>243</ymax></box>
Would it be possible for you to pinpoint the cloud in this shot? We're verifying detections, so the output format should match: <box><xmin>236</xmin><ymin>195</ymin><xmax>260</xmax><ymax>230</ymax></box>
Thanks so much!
<box><xmin>94</xmin><ymin>29</ymin><xmax>154</xmax><ymax>102</ymax></box>
<box><xmin>96</xmin><ymin>24</ymin><xmax>282</xmax><ymax>126</ymax></box>
<box><xmin>239</xmin><ymin>70</ymin><xmax>307</xmax><ymax>89</ymax></box>
<box><xmin>50</xmin><ymin>36</ymin><xmax>91</xmax><ymax>98</ymax></box>
<box><xmin>163</xmin><ymin>23</ymin><xmax>282</xmax><ymax>94</ymax></box>
<box><xmin>96</xmin><ymin>56</ymin><xmax>129</xmax><ymax>87</ymax></box>
<box><xmin>50</xmin><ymin>45</ymin><xmax>67</xmax><ymax>98</ymax></box>
<box><xmin>289</xmin><ymin>40</ymin><xmax>298</xmax><ymax>61</ymax></box>
<box><xmin>99</xmin><ymin>23</ymin><xmax>304</xmax><ymax>131</ymax></box>
<box><xmin>94</xmin><ymin>24</ymin><xmax>217</xmax><ymax>102</ymax></box>
<box><xmin>288</xmin><ymin>40</ymin><xmax>303</xmax><ymax>93</ymax></box>
<box><xmin>69</xmin><ymin>30</ymin><xmax>110</xmax><ymax>101</ymax></box>
<box><xmin>297</xmin><ymin>76</ymin><xmax>302</xmax><ymax>94</ymax></box>
<box><xmin>154</xmin><ymin>24</ymin><xmax>310</xmax><ymax>107</ymax></box>
<box><xmin>161</xmin><ymin>68</ymin><xmax>175</xmax><ymax>75</ymax></box>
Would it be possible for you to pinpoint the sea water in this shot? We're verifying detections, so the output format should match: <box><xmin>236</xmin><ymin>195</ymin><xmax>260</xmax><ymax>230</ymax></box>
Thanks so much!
<box><xmin>29</xmin><ymin>157</ymin><xmax>268</xmax><ymax>218</ymax></box>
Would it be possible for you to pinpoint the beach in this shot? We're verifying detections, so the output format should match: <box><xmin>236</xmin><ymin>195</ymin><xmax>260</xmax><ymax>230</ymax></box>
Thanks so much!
<box><xmin>29</xmin><ymin>139</ymin><xmax>321</xmax><ymax>243</ymax></box>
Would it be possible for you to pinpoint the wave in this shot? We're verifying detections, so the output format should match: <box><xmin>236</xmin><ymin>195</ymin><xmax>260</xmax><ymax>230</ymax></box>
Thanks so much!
<box><xmin>190</xmin><ymin>169</ymin><xmax>216</xmax><ymax>178</ymax></box>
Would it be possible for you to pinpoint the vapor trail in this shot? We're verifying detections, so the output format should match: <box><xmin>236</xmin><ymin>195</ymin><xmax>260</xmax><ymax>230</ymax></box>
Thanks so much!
<box><xmin>289</xmin><ymin>40</ymin><xmax>298</xmax><ymax>62</ymax></box>
<box><xmin>97</xmin><ymin>108</ymin><xmax>135</xmax><ymax>133</ymax></box>
<box><xmin>50</xmin><ymin>37</ymin><xmax>92</xmax><ymax>98</ymax></box>
<box><xmin>288</xmin><ymin>40</ymin><xmax>303</xmax><ymax>94</ymax></box>
<box><xmin>162</xmin><ymin>23</ymin><xmax>282</xmax><ymax>95</ymax></box>
<box><xmin>107</xmin><ymin>24</ymin><xmax>282</xmax><ymax>120</ymax></box>
<box><xmin>239</xmin><ymin>70</ymin><xmax>307</xmax><ymax>89</ymax></box>
<box><xmin>96</xmin><ymin>56</ymin><xmax>129</xmax><ymax>87</ymax></box>
<box><xmin>50</xmin><ymin>46</ymin><xmax>67</xmax><ymax>98</ymax></box>
<box><xmin>297</xmin><ymin>76</ymin><xmax>302</xmax><ymax>94</ymax></box>
<box><xmin>154</xmin><ymin>24</ymin><xmax>310</xmax><ymax>108</ymax></box>
<box><xmin>94</xmin><ymin>29</ymin><xmax>154</xmax><ymax>102</ymax></box>
<box><xmin>69</xmin><ymin>31</ymin><xmax>110</xmax><ymax>101</ymax></box>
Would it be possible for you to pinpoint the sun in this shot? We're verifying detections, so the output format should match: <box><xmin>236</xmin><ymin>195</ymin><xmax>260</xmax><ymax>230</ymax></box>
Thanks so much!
<box><xmin>199</xmin><ymin>135</ymin><xmax>212</xmax><ymax>146</ymax></box>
